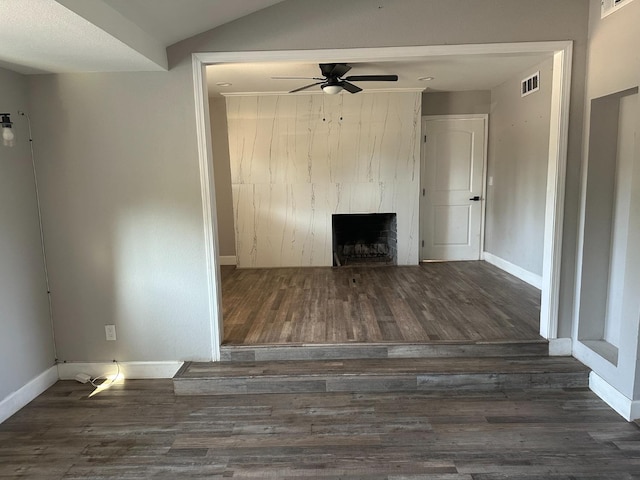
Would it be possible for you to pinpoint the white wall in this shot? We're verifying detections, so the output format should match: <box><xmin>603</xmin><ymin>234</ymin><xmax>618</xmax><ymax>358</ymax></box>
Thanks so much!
<box><xmin>226</xmin><ymin>92</ymin><xmax>421</xmax><ymax>267</ymax></box>
<box><xmin>28</xmin><ymin>66</ymin><xmax>213</xmax><ymax>363</ymax></box>
<box><xmin>0</xmin><ymin>68</ymin><xmax>55</xmax><ymax>401</ymax></box>
<box><xmin>485</xmin><ymin>58</ymin><xmax>553</xmax><ymax>277</ymax></box>
<box><xmin>214</xmin><ymin>89</ymin><xmax>482</xmax><ymax>266</ymax></box>
<box><xmin>24</xmin><ymin>0</ymin><xmax>589</xmax><ymax>364</ymax></box>
<box><xmin>573</xmin><ymin>0</ymin><xmax>640</xmax><ymax>411</ymax></box>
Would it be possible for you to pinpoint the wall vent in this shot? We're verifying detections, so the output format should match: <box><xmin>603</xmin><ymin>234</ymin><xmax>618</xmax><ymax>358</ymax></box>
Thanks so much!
<box><xmin>602</xmin><ymin>0</ymin><xmax>635</xmax><ymax>18</ymax></box>
<box><xmin>521</xmin><ymin>71</ymin><xmax>540</xmax><ymax>97</ymax></box>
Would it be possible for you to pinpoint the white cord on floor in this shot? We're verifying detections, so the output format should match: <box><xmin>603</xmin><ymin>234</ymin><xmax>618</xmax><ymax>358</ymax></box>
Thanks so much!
<box><xmin>90</xmin><ymin>360</ymin><xmax>121</xmax><ymax>388</ymax></box>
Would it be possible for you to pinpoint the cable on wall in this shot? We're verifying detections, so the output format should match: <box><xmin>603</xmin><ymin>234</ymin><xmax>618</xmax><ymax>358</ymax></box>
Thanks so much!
<box><xmin>18</xmin><ymin>111</ymin><xmax>57</xmax><ymax>362</ymax></box>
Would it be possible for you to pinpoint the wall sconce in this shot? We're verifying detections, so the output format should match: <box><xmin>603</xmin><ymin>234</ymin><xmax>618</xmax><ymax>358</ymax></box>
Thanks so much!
<box><xmin>1</xmin><ymin>113</ymin><xmax>14</xmax><ymax>147</ymax></box>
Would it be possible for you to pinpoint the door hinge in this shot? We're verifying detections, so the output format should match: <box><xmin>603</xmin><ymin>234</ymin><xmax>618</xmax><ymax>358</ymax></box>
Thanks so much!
<box><xmin>422</xmin><ymin>188</ymin><xmax>425</xmax><ymax>196</ymax></box>
<box><xmin>423</xmin><ymin>134</ymin><xmax>427</xmax><ymax>143</ymax></box>
<box><xmin>421</xmin><ymin>240</ymin><xmax>425</xmax><ymax>248</ymax></box>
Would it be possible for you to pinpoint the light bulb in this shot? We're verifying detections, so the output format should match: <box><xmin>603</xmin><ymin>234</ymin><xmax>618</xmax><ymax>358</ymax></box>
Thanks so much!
<box><xmin>2</xmin><ymin>126</ymin><xmax>14</xmax><ymax>147</ymax></box>
<box><xmin>322</xmin><ymin>84</ymin><xmax>342</xmax><ymax>95</ymax></box>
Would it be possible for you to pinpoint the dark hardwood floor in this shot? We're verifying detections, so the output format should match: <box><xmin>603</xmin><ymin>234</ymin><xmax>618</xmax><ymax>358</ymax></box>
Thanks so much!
<box><xmin>2</xmin><ymin>380</ymin><xmax>639</xmax><ymax>479</ymax></box>
<box><xmin>221</xmin><ymin>261</ymin><xmax>541</xmax><ymax>345</ymax></box>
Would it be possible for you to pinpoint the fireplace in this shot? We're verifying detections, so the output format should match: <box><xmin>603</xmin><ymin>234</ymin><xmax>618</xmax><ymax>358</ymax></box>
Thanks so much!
<box><xmin>332</xmin><ymin>213</ymin><xmax>397</xmax><ymax>266</ymax></box>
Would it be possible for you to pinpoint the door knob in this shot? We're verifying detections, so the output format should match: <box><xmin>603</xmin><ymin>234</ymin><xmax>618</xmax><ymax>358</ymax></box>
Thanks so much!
<box><xmin>469</xmin><ymin>196</ymin><xmax>481</xmax><ymax>201</ymax></box>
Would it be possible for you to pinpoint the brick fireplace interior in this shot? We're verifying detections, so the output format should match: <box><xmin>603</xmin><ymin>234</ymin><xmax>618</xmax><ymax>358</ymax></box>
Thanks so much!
<box><xmin>332</xmin><ymin>213</ymin><xmax>398</xmax><ymax>266</ymax></box>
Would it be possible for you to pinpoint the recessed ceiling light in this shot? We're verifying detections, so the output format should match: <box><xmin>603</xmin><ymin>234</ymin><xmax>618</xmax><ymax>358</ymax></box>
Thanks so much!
<box><xmin>418</xmin><ymin>76</ymin><xmax>434</xmax><ymax>82</ymax></box>
<box><xmin>216</xmin><ymin>82</ymin><xmax>232</xmax><ymax>87</ymax></box>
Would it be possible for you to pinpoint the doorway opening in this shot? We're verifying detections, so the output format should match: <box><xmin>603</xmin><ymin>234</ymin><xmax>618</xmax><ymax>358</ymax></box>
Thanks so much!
<box><xmin>193</xmin><ymin>42</ymin><xmax>573</xmax><ymax>360</ymax></box>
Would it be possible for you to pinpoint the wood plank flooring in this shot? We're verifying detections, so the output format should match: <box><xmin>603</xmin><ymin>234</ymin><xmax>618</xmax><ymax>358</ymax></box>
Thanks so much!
<box><xmin>220</xmin><ymin>340</ymin><xmax>550</xmax><ymax>362</ymax></box>
<box><xmin>221</xmin><ymin>261</ymin><xmax>541</xmax><ymax>345</ymax></box>
<box><xmin>173</xmin><ymin>356</ymin><xmax>590</xmax><ymax>396</ymax></box>
<box><xmin>2</xmin><ymin>380</ymin><xmax>639</xmax><ymax>479</ymax></box>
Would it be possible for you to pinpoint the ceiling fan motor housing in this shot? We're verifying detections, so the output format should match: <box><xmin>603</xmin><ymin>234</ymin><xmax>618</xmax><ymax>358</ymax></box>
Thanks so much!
<box><xmin>285</xmin><ymin>63</ymin><xmax>398</xmax><ymax>94</ymax></box>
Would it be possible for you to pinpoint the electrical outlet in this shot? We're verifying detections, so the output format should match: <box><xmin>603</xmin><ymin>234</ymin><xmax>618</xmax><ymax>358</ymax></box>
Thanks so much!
<box><xmin>105</xmin><ymin>324</ymin><xmax>117</xmax><ymax>341</ymax></box>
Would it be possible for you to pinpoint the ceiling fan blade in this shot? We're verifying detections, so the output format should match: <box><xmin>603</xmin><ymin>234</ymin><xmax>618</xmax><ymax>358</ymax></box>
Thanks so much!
<box><xmin>272</xmin><ymin>76</ymin><xmax>324</xmax><ymax>80</ymax></box>
<box><xmin>341</xmin><ymin>81</ymin><xmax>362</xmax><ymax>94</ymax></box>
<box><xmin>320</xmin><ymin>63</ymin><xmax>352</xmax><ymax>78</ymax></box>
<box><xmin>331</xmin><ymin>63</ymin><xmax>352</xmax><ymax>78</ymax></box>
<box><xmin>289</xmin><ymin>81</ymin><xmax>324</xmax><ymax>93</ymax></box>
<box><xmin>344</xmin><ymin>75</ymin><xmax>399</xmax><ymax>82</ymax></box>
<box><xmin>319</xmin><ymin>63</ymin><xmax>335</xmax><ymax>77</ymax></box>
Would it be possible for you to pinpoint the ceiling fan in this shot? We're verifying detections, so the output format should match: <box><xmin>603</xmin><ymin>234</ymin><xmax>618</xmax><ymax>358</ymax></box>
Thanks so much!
<box><xmin>273</xmin><ymin>63</ymin><xmax>398</xmax><ymax>95</ymax></box>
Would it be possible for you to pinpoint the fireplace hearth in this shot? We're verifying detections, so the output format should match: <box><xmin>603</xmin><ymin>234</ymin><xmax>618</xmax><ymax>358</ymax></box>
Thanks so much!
<box><xmin>332</xmin><ymin>213</ymin><xmax>397</xmax><ymax>266</ymax></box>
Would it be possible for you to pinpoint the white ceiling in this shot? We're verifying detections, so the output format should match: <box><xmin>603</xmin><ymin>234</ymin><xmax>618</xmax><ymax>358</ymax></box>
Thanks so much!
<box><xmin>206</xmin><ymin>53</ymin><xmax>552</xmax><ymax>96</ymax></box>
<box><xmin>102</xmin><ymin>0</ymin><xmax>284</xmax><ymax>48</ymax></box>
<box><xmin>0</xmin><ymin>0</ymin><xmax>284</xmax><ymax>74</ymax></box>
<box><xmin>0</xmin><ymin>0</ymin><xmax>159</xmax><ymax>74</ymax></box>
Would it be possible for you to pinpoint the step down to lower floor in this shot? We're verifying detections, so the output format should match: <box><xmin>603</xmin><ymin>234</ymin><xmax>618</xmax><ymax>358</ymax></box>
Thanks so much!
<box><xmin>173</xmin><ymin>356</ymin><xmax>589</xmax><ymax>396</ymax></box>
<box><xmin>220</xmin><ymin>340</ymin><xmax>549</xmax><ymax>362</ymax></box>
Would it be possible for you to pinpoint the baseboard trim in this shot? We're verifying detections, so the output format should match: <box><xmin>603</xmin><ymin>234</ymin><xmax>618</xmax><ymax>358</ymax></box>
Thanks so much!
<box><xmin>0</xmin><ymin>366</ymin><xmax>58</xmax><ymax>424</ymax></box>
<box><xmin>483</xmin><ymin>252</ymin><xmax>542</xmax><ymax>289</ymax></box>
<box><xmin>57</xmin><ymin>361</ymin><xmax>184</xmax><ymax>380</ymax></box>
<box><xmin>219</xmin><ymin>255</ymin><xmax>237</xmax><ymax>266</ymax></box>
<box><xmin>589</xmin><ymin>371</ymin><xmax>640</xmax><ymax>421</ymax></box>
<box><xmin>548</xmin><ymin>338</ymin><xmax>572</xmax><ymax>356</ymax></box>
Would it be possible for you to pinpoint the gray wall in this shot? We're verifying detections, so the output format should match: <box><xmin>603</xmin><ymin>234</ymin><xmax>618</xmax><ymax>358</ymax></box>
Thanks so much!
<box><xmin>208</xmin><ymin>97</ymin><xmax>235</xmax><ymax>257</ymax></box>
<box><xmin>485</xmin><ymin>58</ymin><xmax>553</xmax><ymax>276</ymax></box>
<box><xmin>0</xmin><ymin>67</ymin><xmax>55</xmax><ymax>401</ymax></box>
<box><xmin>28</xmin><ymin>66</ymin><xmax>213</xmax><ymax>362</ymax></box>
<box><xmin>27</xmin><ymin>0</ymin><xmax>589</xmax><ymax>364</ymax></box>
<box><xmin>574</xmin><ymin>0</ymin><xmax>640</xmax><ymax>402</ymax></box>
<box><xmin>422</xmin><ymin>90</ymin><xmax>491</xmax><ymax>116</ymax></box>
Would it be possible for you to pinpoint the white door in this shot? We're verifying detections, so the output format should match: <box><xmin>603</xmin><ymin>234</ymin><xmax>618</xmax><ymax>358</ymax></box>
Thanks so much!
<box><xmin>421</xmin><ymin>117</ymin><xmax>486</xmax><ymax>261</ymax></box>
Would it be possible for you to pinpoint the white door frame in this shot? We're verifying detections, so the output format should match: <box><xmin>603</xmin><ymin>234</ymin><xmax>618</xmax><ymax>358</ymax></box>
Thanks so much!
<box><xmin>420</xmin><ymin>114</ymin><xmax>489</xmax><ymax>262</ymax></box>
<box><xmin>192</xmin><ymin>42</ymin><xmax>573</xmax><ymax>361</ymax></box>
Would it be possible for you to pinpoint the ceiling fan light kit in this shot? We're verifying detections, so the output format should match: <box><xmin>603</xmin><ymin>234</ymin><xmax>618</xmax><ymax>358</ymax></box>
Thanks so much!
<box><xmin>276</xmin><ymin>63</ymin><xmax>398</xmax><ymax>95</ymax></box>
<box><xmin>322</xmin><ymin>84</ymin><xmax>343</xmax><ymax>95</ymax></box>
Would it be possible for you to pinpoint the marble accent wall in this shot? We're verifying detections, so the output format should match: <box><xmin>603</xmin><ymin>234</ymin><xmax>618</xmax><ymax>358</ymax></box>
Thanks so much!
<box><xmin>225</xmin><ymin>92</ymin><xmax>421</xmax><ymax>267</ymax></box>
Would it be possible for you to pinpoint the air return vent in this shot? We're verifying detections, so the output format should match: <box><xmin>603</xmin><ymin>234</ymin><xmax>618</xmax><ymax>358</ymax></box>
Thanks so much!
<box><xmin>602</xmin><ymin>0</ymin><xmax>635</xmax><ymax>18</ymax></box>
<box><xmin>521</xmin><ymin>71</ymin><xmax>540</xmax><ymax>97</ymax></box>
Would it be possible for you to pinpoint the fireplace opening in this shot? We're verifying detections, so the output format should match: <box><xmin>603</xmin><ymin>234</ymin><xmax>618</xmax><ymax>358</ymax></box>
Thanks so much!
<box><xmin>332</xmin><ymin>213</ymin><xmax>397</xmax><ymax>266</ymax></box>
